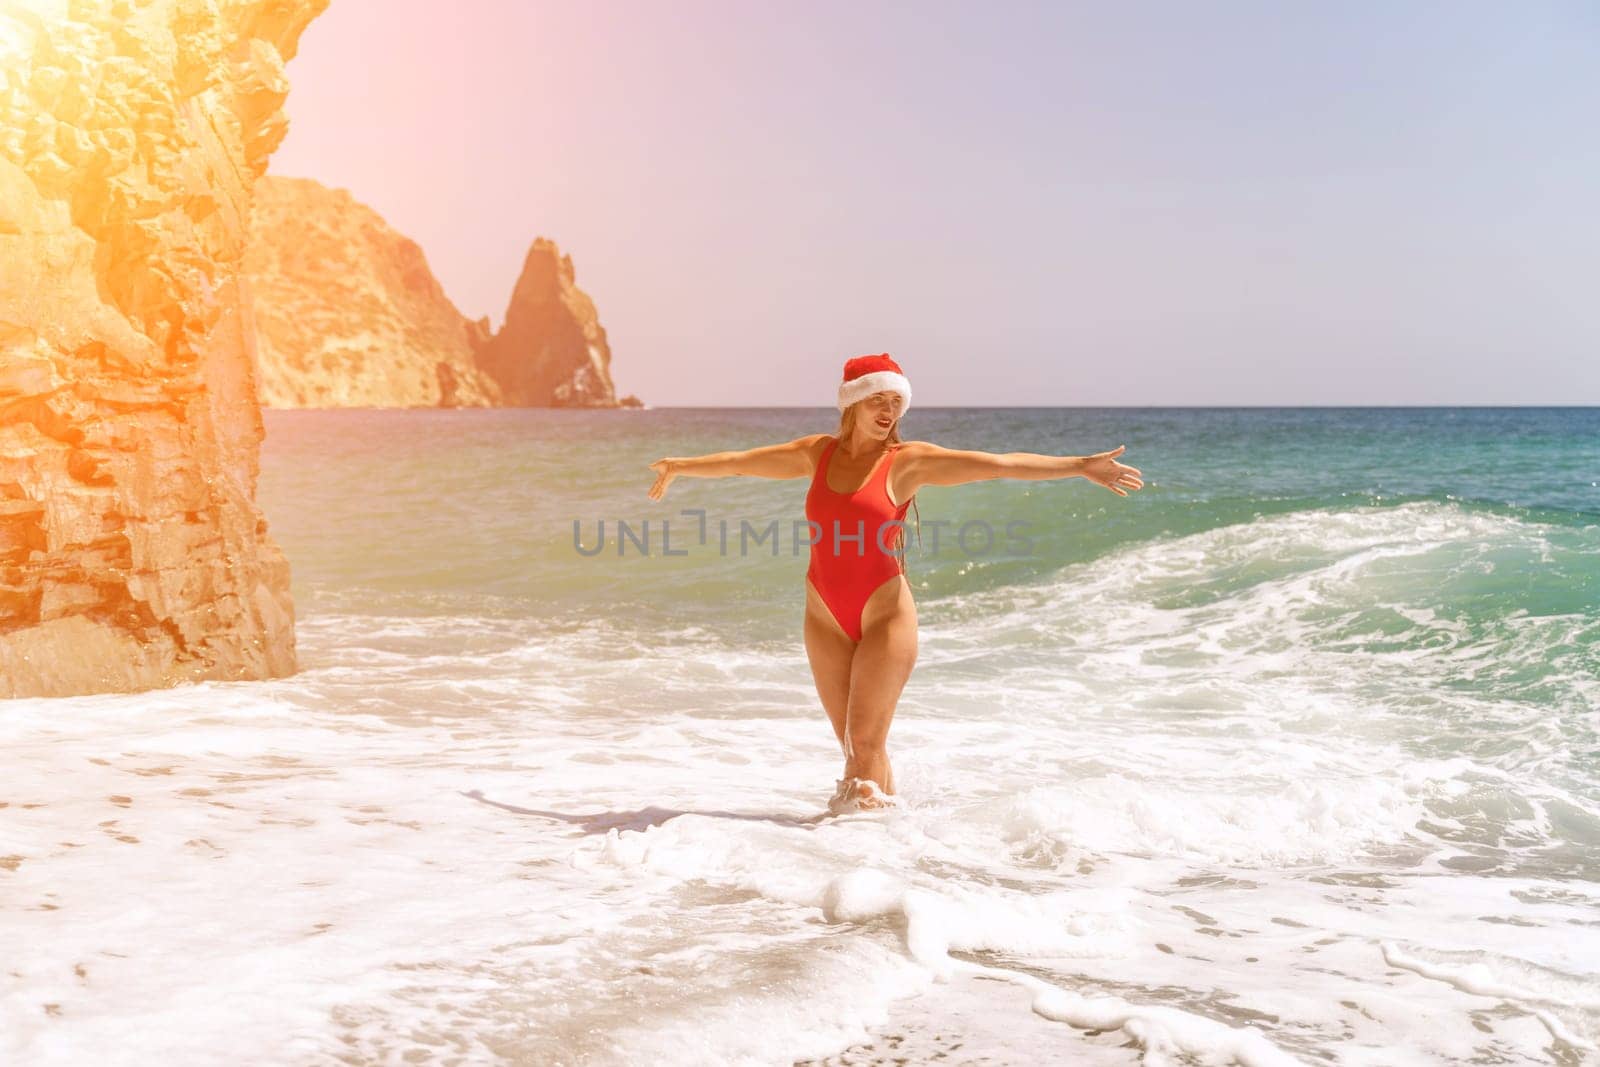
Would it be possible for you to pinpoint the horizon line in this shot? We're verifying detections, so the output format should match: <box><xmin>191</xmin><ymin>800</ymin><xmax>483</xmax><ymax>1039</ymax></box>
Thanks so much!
<box><xmin>616</xmin><ymin>403</ymin><xmax>1600</xmax><ymax>410</ymax></box>
<box><xmin>262</xmin><ymin>403</ymin><xmax>1600</xmax><ymax>411</ymax></box>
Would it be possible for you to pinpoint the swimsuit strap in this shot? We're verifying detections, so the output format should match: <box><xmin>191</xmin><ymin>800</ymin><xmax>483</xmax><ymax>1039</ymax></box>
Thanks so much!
<box><xmin>859</xmin><ymin>441</ymin><xmax>900</xmax><ymax>495</ymax></box>
<box><xmin>882</xmin><ymin>444</ymin><xmax>906</xmax><ymax>510</ymax></box>
<box><xmin>873</xmin><ymin>442</ymin><xmax>897</xmax><ymax>485</ymax></box>
<box><xmin>816</xmin><ymin>436</ymin><xmax>839</xmax><ymax>487</ymax></box>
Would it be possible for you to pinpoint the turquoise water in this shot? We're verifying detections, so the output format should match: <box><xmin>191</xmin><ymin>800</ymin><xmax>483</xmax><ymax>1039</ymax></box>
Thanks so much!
<box><xmin>262</xmin><ymin>405</ymin><xmax>1600</xmax><ymax>798</ymax></box>
<box><xmin>248</xmin><ymin>406</ymin><xmax>1600</xmax><ymax>1059</ymax></box>
<box><xmin>261</xmin><ymin>405</ymin><xmax>1600</xmax><ymax>610</ymax></box>
<box><xmin>8</xmin><ymin>408</ymin><xmax>1595</xmax><ymax>1065</ymax></box>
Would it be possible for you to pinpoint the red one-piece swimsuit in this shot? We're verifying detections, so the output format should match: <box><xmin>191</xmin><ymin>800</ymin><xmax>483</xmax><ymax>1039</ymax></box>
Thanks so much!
<box><xmin>805</xmin><ymin>436</ymin><xmax>912</xmax><ymax>641</ymax></box>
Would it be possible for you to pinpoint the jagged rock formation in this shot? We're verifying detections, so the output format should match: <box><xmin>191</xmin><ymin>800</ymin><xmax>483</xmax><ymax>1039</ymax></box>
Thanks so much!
<box><xmin>244</xmin><ymin>175</ymin><xmax>504</xmax><ymax>408</ymax></box>
<box><xmin>0</xmin><ymin>0</ymin><xmax>325</xmax><ymax>698</ymax></box>
<box><xmin>245</xmin><ymin>179</ymin><xmax>641</xmax><ymax>409</ymax></box>
<box><xmin>475</xmin><ymin>237</ymin><xmax>633</xmax><ymax>407</ymax></box>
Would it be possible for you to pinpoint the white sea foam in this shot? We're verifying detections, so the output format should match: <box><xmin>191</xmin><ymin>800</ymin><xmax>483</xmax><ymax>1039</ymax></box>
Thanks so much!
<box><xmin>3</xmin><ymin>501</ymin><xmax>1596</xmax><ymax>1064</ymax></box>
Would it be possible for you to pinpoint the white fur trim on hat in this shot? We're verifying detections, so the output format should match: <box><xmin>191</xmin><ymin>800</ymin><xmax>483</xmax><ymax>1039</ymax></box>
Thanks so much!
<box><xmin>837</xmin><ymin>370</ymin><xmax>912</xmax><ymax>414</ymax></box>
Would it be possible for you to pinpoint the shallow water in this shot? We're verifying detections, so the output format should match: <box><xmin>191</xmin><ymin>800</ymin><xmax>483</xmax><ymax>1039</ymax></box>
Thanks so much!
<box><xmin>3</xmin><ymin>407</ymin><xmax>1598</xmax><ymax>1065</ymax></box>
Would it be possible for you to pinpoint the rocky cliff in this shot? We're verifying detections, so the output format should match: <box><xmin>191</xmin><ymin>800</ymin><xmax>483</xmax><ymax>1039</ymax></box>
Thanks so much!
<box><xmin>244</xmin><ymin>175</ymin><xmax>504</xmax><ymax>408</ymax></box>
<box><xmin>475</xmin><ymin>237</ymin><xmax>633</xmax><ymax>407</ymax></box>
<box><xmin>243</xmin><ymin>177</ymin><xmax>641</xmax><ymax>408</ymax></box>
<box><xmin>0</xmin><ymin>0</ymin><xmax>325</xmax><ymax>698</ymax></box>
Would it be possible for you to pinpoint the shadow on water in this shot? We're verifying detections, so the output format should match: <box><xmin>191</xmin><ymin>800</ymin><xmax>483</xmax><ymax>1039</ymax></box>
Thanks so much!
<box><xmin>460</xmin><ymin>789</ymin><xmax>831</xmax><ymax>831</ymax></box>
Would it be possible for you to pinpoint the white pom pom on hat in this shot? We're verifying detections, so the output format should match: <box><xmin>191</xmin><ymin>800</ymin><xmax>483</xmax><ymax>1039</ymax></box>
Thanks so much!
<box><xmin>836</xmin><ymin>353</ymin><xmax>912</xmax><ymax>414</ymax></box>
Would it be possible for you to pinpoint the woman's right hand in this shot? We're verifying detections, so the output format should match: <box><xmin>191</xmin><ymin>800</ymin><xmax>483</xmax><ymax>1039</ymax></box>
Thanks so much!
<box><xmin>647</xmin><ymin>458</ymin><xmax>677</xmax><ymax>500</ymax></box>
<box><xmin>1080</xmin><ymin>445</ymin><xmax>1143</xmax><ymax>497</ymax></box>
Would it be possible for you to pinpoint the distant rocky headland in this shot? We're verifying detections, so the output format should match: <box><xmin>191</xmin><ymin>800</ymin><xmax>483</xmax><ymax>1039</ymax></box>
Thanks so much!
<box><xmin>243</xmin><ymin>175</ymin><xmax>643</xmax><ymax>410</ymax></box>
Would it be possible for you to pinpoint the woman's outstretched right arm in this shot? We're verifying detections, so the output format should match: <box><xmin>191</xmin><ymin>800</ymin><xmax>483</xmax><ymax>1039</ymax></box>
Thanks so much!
<box><xmin>648</xmin><ymin>434</ymin><xmax>828</xmax><ymax>500</ymax></box>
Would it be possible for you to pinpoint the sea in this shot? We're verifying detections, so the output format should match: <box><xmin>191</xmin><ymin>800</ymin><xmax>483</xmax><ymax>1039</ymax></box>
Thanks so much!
<box><xmin>3</xmin><ymin>406</ymin><xmax>1597</xmax><ymax>1066</ymax></box>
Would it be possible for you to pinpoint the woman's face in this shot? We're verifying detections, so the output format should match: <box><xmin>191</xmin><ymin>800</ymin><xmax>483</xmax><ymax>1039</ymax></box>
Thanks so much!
<box><xmin>858</xmin><ymin>391</ymin><xmax>905</xmax><ymax>435</ymax></box>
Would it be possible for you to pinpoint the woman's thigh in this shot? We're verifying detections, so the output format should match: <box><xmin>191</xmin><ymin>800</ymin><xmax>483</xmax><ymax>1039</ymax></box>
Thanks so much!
<box><xmin>846</xmin><ymin>577</ymin><xmax>918</xmax><ymax>750</ymax></box>
<box><xmin>804</xmin><ymin>577</ymin><xmax>856</xmax><ymax>749</ymax></box>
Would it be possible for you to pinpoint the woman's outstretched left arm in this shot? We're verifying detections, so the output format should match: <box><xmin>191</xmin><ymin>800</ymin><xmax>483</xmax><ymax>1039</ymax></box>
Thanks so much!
<box><xmin>898</xmin><ymin>441</ymin><xmax>1144</xmax><ymax>497</ymax></box>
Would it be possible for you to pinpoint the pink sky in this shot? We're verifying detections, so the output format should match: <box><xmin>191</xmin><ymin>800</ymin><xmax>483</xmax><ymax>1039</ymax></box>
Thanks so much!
<box><xmin>270</xmin><ymin>1</ymin><xmax>1600</xmax><ymax>406</ymax></box>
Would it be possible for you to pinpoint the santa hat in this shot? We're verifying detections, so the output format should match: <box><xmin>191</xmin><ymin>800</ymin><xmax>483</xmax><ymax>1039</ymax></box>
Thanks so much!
<box><xmin>836</xmin><ymin>353</ymin><xmax>912</xmax><ymax>414</ymax></box>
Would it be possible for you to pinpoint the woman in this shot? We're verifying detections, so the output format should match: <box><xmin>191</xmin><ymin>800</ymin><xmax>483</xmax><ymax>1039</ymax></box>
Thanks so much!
<box><xmin>647</xmin><ymin>354</ymin><xmax>1143</xmax><ymax>813</ymax></box>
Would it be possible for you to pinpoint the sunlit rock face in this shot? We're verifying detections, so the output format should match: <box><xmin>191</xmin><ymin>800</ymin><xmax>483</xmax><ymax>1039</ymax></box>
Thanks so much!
<box><xmin>244</xmin><ymin>175</ymin><xmax>505</xmax><ymax>408</ymax></box>
<box><xmin>475</xmin><ymin>237</ymin><xmax>629</xmax><ymax>408</ymax></box>
<box><xmin>244</xmin><ymin>179</ymin><xmax>640</xmax><ymax>409</ymax></box>
<box><xmin>0</xmin><ymin>0</ymin><xmax>327</xmax><ymax>698</ymax></box>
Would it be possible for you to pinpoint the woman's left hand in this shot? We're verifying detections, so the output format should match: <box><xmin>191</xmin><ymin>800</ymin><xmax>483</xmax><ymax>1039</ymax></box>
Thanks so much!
<box><xmin>1081</xmin><ymin>445</ymin><xmax>1143</xmax><ymax>497</ymax></box>
<box><xmin>647</xmin><ymin>458</ymin><xmax>678</xmax><ymax>500</ymax></box>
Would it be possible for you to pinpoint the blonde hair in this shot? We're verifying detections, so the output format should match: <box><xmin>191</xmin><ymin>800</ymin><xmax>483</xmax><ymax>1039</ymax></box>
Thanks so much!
<box><xmin>836</xmin><ymin>401</ymin><xmax>922</xmax><ymax>572</ymax></box>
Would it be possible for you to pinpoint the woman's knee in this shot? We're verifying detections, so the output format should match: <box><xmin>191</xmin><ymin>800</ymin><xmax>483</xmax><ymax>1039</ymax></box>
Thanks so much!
<box><xmin>845</xmin><ymin>726</ymin><xmax>888</xmax><ymax>757</ymax></box>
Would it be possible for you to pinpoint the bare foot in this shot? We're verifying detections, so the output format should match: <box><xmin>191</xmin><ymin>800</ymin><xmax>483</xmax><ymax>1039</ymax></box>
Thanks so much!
<box><xmin>829</xmin><ymin>777</ymin><xmax>897</xmax><ymax>813</ymax></box>
<box><xmin>853</xmin><ymin>778</ymin><xmax>897</xmax><ymax>810</ymax></box>
<box><xmin>827</xmin><ymin>778</ymin><xmax>857</xmax><ymax>815</ymax></box>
